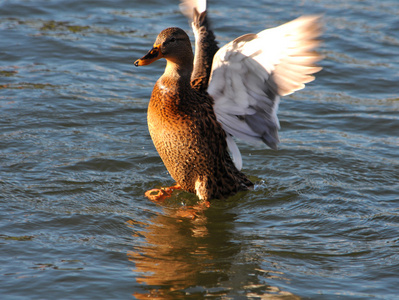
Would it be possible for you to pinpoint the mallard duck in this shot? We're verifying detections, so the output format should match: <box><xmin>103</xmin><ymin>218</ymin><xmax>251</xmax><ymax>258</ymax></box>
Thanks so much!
<box><xmin>134</xmin><ymin>0</ymin><xmax>322</xmax><ymax>202</ymax></box>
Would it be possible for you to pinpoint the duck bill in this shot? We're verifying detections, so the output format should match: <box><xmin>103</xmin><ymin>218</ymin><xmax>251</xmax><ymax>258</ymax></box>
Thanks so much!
<box><xmin>134</xmin><ymin>44</ymin><xmax>162</xmax><ymax>66</ymax></box>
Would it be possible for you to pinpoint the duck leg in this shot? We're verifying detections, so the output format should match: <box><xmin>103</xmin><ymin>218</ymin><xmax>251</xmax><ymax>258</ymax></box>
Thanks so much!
<box><xmin>144</xmin><ymin>183</ymin><xmax>182</xmax><ymax>201</ymax></box>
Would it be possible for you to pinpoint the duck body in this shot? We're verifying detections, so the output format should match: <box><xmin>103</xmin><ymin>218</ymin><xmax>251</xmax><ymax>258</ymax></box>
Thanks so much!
<box><xmin>147</xmin><ymin>55</ymin><xmax>252</xmax><ymax>201</ymax></box>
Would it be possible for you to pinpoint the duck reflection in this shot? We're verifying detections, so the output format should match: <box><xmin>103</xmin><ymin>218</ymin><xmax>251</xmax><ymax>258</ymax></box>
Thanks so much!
<box><xmin>127</xmin><ymin>204</ymin><xmax>237</xmax><ymax>299</ymax></box>
<box><xmin>127</xmin><ymin>200</ymin><xmax>299</xmax><ymax>299</ymax></box>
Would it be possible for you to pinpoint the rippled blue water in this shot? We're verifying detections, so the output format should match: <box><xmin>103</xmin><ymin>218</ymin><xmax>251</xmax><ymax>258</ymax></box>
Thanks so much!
<box><xmin>1</xmin><ymin>0</ymin><xmax>398</xmax><ymax>299</ymax></box>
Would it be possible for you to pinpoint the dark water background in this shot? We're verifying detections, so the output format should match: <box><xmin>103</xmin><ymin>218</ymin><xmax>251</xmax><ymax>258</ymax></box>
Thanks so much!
<box><xmin>1</xmin><ymin>0</ymin><xmax>399</xmax><ymax>299</ymax></box>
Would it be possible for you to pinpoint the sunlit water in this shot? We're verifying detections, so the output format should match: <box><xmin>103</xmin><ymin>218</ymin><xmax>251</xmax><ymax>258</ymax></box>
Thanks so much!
<box><xmin>1</xmin><ymin>0</ymin><xmax>399</xmax><ymax>299</ymax></box>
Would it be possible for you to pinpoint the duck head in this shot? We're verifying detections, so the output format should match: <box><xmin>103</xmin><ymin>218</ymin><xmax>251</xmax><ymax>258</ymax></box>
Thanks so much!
<box><xmin>134</xmin><ymin>27</ymin><xmax>194</xmax><ymax>69</ymax></box>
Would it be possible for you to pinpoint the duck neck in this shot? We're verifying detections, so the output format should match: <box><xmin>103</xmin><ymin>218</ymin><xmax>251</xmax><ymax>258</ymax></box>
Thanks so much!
<box><xmin>162</xmin><ymin>57</ymin><xmax>193</xmax><ymax>87</ymax></box>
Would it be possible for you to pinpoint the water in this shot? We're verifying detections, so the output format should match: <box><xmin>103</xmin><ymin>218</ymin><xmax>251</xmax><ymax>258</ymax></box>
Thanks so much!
<box><xmin>1</xmin><ymin>0</ymin><xmax>398</xmax><ymax>299</ymax></box>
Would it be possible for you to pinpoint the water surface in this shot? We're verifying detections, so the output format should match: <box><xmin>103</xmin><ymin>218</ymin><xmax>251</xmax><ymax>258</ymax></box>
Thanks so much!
<box><xmin>1</xmin><ymin>0</ymin><xmax>399</xmax><ymax>299</ymax></box>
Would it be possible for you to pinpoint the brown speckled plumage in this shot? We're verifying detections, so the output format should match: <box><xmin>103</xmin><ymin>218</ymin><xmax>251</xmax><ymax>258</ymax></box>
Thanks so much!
<box><xmin>147</xmin><ymin>67</ymin><xmax>252</xmax><ymax>201</ymax></box>
<box><xmin>135</xmin><ymin>25</ymin><xmax>252</xmax><ymax>201</ymax></box>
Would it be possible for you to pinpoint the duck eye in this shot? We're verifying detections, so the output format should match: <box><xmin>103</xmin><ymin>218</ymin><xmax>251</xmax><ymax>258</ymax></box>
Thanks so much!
<box><xmin>170</xmin><ymin>37</ymin><xmax>176</xmax><ymax>43</ymax></box>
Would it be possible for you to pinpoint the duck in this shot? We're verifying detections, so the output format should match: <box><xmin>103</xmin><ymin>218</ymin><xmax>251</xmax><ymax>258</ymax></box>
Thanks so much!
<box><xmin>134</xmin><ymin>0</ymin><xmax>322</xmax><ymax>202</ymax></box>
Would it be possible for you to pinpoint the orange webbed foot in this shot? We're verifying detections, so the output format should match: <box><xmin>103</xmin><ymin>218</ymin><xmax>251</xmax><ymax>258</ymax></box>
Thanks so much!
<box><xmin>144</xmin><ymin>183</ymin><xmax>181</xmax><ymax>201</ymax></box>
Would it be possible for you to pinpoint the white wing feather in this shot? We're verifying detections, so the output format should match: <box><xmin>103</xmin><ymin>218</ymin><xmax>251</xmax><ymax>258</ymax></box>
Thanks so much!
<box><xmin>208</xmin><ymin>16</ymin><xmax>322</xmax><ymax>168</ymax></box>
<box><xmin>180</xmin><ymin>0</ymin><xmax>207</xmax><ymax>18</ymax></box>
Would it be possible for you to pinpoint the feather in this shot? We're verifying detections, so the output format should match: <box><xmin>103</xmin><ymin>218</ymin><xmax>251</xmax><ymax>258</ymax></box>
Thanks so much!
<box><xmin>208</xmin><ymin>15</ymin><xmax>322</xmax><ymax>150</ymax></box>
<box><xmin>179</xmin><ymin>0</ymin><xmax>207</xmax><ymax>18</ymax></box>
<box><xmin>225</xmin><ymin>134</ymin><xmax>242</xmax><ymax>170</ymax></box>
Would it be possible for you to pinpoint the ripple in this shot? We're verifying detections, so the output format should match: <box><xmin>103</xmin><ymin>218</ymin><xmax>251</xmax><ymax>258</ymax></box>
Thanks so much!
<box><xmin>1</xmin><ymin>0</ymin><xmax>399</xmax><ymax>299</ymax></box>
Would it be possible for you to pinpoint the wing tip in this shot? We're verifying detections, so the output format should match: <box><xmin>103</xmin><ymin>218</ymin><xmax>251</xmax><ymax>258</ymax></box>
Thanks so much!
<box><xmin>180</xmin><ymin>0</ymin><xmax>207</xmax><ymax>19</ymax></box>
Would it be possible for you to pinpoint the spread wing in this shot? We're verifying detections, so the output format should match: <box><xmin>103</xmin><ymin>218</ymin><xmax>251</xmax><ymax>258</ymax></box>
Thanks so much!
<box><xmin>208</xmin><ymin>16</ymin><xmax>322</xmax><ymax>168</ymax></box>
<box><xmin>180</xmin><ymin>0</ymin><xmax>219</xmax><ymax>92</ymax></box>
